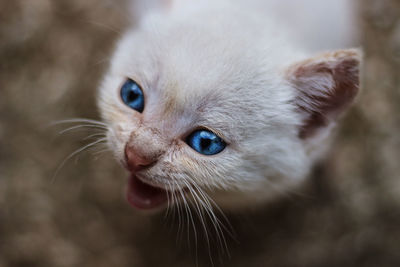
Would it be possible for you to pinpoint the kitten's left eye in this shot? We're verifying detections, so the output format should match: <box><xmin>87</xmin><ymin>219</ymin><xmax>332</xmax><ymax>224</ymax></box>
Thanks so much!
<box><xmin>186</xmin><ymin>129</ymin><xmax>226</xmax><ymax>155</ymax></box>
<box><xmin>120</xmin><ymin>79</ymin><xmax>144</xmax><ymax>112</ymax></box>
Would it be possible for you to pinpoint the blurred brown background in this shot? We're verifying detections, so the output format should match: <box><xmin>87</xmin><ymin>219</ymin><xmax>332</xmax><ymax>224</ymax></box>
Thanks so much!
<box><xmin>1</xmin><ymin>0</ymin><xmax>400</xmax><ymax>266</ymax></box>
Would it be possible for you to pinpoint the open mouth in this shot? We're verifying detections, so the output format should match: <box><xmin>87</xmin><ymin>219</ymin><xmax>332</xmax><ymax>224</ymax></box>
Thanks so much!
<box><xmin>126</xmin><ymin>174</ymin><xmax>169</xmax><ymax>210</ymax></box>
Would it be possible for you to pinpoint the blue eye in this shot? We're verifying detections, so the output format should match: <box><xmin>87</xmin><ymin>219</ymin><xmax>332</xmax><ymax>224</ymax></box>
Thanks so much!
<box><xmin>186</xmin><ymin>129</ymin><xmax>226</xmax><ymax>155</ymax></box>
<box><xmin>120</xmin><ymin>79</ymin><xmax>144</xmax><ymax>112</ymax></box>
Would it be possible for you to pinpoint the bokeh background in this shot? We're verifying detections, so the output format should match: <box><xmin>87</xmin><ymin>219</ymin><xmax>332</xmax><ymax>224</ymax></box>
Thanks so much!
<box><xmin>1</xmin><ymin>0</ymin><xmax>400</xmax><ymax>266</ymax></box>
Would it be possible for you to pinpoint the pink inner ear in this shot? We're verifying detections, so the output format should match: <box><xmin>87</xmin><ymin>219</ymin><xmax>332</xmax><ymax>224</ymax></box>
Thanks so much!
<box><xmin>288</xmin><ymin>50</ymin><xmax>361</xmax><ymax>139</ymax></box>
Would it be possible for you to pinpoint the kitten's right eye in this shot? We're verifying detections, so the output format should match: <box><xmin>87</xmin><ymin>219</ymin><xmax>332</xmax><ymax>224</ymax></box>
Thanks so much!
<box><xmin>120</xmin><ymin>79</ymin><xmax>144</xmax><ymax>113</ymax></box>
<box><xmin>186</xmin><ymin>129</ymin><xmax>226</xmax><ymax>155</ymax></box>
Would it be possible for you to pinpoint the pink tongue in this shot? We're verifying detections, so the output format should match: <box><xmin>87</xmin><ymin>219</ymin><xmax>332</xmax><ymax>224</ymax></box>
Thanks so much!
<box><xmin>126</xmin><ymin>175</ymin><xmax>168</xmax><ymax>210</ymax></box>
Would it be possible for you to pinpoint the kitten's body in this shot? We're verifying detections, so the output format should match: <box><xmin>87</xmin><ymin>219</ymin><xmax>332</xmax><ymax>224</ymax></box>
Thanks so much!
<box><xmin>99</xmin><ymin>0</ymin><xmax>360</xmax><ymax>210</ymax></box>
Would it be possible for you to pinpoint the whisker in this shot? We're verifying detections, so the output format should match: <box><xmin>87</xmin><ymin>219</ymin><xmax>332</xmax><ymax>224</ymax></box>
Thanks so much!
<box><xmin>172</xmin><ymin>182</ymin><xmax>183</xmax><ymax>244</ymax></box>
<box><xmin>51</xmin><ymin>118</ymin><xmax>107</xmax><ymax>127</ymax></box>
<box><xmin>58</xmin><ymin>124</ymin><xmax>107</xmax><ymax>135</ymax></box>
<box><xmin>93</xmin><ymin>56</ymin><xmax>111</xmax><ymax>66</ymax></box>
<box><xmin>83</xmin><ymin>133</ymin><xmax>108</xmax><ymax>141</ymax></box>
<box><xmin>177</xmin><ymin>181</ymin><xmax>198</xmax><ymax>255</ymax></box>
<box><xmin>92</xmin><ymin>149</ymin><xmax>112</xmax><ymax>161</ymax></box>
<box><xmin>181</xmin><ymin>180</ymin><xmax>214</xmax><ymax>266</ymax></box>
<box><xmin>87</xmin><ymin>20</ymin><xmax>123</xmax><ymax>36</ymax></box>
<box><xmin>195</xmin><ymin>184</ymin><xmax>235</xmax><ymax>235</ymax></box>
<box><xmin>191</xmin><ymin>184</ymin><xmax>231</xmax><ymax>258</ymax></box>
<box><xmin>165</xmin><ymin>181</ymin><xmax>178</xmax><ymax>220</ymax></box>
<box><xmin>90</xmin><ymin>146</ymin><xmax>111</xmax><ymax>156</ymax></box>
<box><xmin>164</xmin><ymin>181</ymin><xmax>173</xmax><ymax>219</ymax></box>
<box><xmin>187</xmin><ymin>178</ymin><xmax>237</xmax><ymax>261</ymax></box>
<box><xmin>170</xmin><ymin>183</ymin><xmax>179</xmax><ymax>230</ymax></box>
<box><xmin>177</xmin><ymin>182</ymin><xmax>200</xmax><ymax>266</ymax></box>
<box><xmin>163</xmin><ymin>182</ymin><xmax>175</xmax><ymax>227</ymax></box>
<box><xmin>180</xmin><ymin>186</ymin><xmax>192</xmax><ymax>250</ymax></box>
<box><xmin>52</xmin><ymin>138</ymin><xmax>107</xmax><ymax>183</ymax></box>
<box><xmin>193</xmin><ymin>182</ymin><xmax>236</xmax><ymax>243</ymax></box>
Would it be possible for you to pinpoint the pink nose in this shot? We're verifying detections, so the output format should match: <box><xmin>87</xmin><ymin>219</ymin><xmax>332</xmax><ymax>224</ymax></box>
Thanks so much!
<box><xmin>124</xmin><ymin>145</ymin><xmax>155</xmax><ymax>172</ymax></box>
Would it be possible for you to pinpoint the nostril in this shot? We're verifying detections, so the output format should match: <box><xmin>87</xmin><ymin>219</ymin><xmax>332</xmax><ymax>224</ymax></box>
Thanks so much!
<box><xmin>124</xmin><ymin>145</ymin><xmax>155</xmax><ymax>172</ymax></box>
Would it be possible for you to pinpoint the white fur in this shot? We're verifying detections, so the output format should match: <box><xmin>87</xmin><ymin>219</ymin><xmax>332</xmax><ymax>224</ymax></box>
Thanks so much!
<box><xmin>98</xmin><ymin>0</ymin><xmax>359</xmax><ymax>209</ymax></box>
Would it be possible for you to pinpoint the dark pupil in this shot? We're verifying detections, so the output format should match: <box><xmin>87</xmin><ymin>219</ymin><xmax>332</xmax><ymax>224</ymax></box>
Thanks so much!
<box><xmin>128</xmin><ymin>90</ymin><xmax>139</xmax><ymax>102</ymax></box>
<box><xmin>200</xmin><ymin>138</ymin><xmax>211</xmax><ymax>149</ymax></box>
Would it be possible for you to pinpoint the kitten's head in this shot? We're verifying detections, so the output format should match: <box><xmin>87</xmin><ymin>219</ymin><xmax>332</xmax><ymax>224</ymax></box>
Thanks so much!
<box><xmin>98</xmin><ymin>1</ymin><xmax>361</xmax><ymax>210</ymax></box>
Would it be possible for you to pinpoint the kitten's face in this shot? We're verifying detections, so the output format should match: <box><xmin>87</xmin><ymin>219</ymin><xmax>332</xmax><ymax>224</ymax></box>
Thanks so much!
<box><xmin>98</xmin><ymin>2</ymin><xmax>360</xmax><ymax>210</ymax></box>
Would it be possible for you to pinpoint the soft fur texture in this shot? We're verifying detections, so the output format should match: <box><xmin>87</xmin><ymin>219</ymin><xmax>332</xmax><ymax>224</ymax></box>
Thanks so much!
<box><xmin>98</xmin><ymin>0</ymin><xmax>361</xmax><ymax>209</ymax></box>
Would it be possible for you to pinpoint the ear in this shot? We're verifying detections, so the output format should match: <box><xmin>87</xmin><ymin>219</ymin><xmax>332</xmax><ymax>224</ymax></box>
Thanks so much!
<box><xmin>285</xmin><ymin>49</ymin><xmax>362</xmax><ymax>139</ymax></box>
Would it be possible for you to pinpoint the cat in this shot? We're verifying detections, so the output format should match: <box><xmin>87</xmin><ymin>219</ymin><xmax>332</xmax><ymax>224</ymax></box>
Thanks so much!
<box><xmin>98</xmin><ymin>0</ymin><xmax>361</xmax><ymax>213</ymax></box>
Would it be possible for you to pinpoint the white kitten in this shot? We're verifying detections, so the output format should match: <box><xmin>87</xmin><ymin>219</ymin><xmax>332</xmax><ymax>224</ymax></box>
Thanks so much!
<box><xmin>98</xmin><ymin>0</ymin><xmax>361</xmax><ymax>211</ymax></box>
